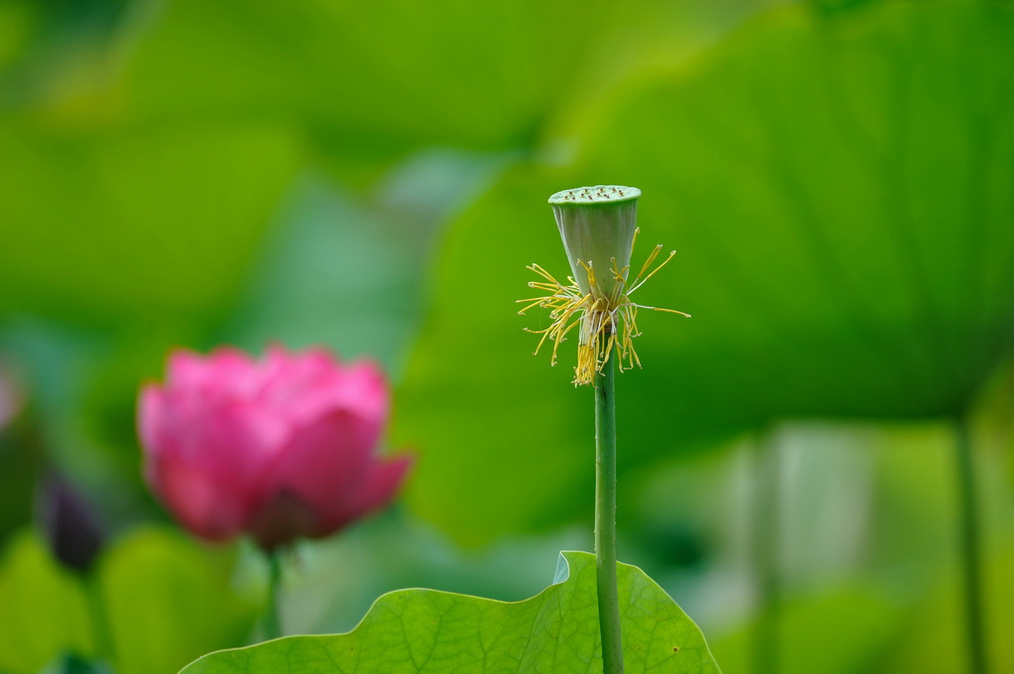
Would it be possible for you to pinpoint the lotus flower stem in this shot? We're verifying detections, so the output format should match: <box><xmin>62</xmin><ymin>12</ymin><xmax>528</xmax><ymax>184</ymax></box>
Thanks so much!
<box><xmin>85</xmin><ymin>576</ymin><xmax>116</xmax><ymax>665</ymax></box>
<box><xmin>594</xmin><ymin>347</ymin><xmax>623</xmax><ymax>673</ymax></box>
<box><xmin>264</xmin><ymin>551</ymin><xmax>283</xmax><ymax>640</ymax></box>
<box><xmin>954</xmin><ymin>418</ymin><xmax>988</xmax><ymax>674</ymax></box>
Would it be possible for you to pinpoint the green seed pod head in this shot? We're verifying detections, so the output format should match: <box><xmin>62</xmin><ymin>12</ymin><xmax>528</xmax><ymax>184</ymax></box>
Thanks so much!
<box><xmin>548</xmin><ymin>185</ymin><xmax>640</xmax><ymax>296</ymax></box>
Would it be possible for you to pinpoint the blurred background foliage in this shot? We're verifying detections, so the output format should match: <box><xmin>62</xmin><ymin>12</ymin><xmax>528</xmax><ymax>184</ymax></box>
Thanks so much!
<box><xmin>1</xmin><ymin>0</ymin><xmax>1013</xmax><ymax>672</ymax></box>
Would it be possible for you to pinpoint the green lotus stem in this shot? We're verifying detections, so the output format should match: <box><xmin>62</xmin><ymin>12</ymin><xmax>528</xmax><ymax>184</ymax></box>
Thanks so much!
<box><xmin>954</xmin><ymin>418</ymin><xmax>988</xmax><ymax>674</ymax></box>
<box><xmin>86</xmin><ymin>575</ymin><xmax>116</xmax><ymax>665</ymax></box>
<box><xmin>264</xmin><ymin>551</ymin><xmax>283</xmax><ymax>640</ymax></box>
<box><xmin>594</xmin><ymin>348</ymin><xmax>624</xmax><ymax>673</ymax></box>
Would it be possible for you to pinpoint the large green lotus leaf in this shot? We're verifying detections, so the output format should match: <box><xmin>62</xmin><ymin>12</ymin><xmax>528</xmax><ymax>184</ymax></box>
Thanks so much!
<box><xmin>394</xmin><ymin>0</ymin><xmax>1014</xmax><ymax>543</ymax></box>
<box><xmin>0</xmin><ymin>531</ymin><xmax>94</xmax><ymax>674</ymax></box>
<box><xmin>180</xmin><ymin>551</ymin><xmax>719</xmax><ymax>674</ymax></box>
<box><xmin>99</xmin><ymin>527</ymin><xmax>259</xmax><ymax>674</ymax></box>
<box><xmin>123</xmin><ymin>0</ymin><xmax>653</xmax><ymax>159</ymax></box>
<box><xmin>0</xmin><ymin>122</ymin><xmax>300</xmax><ymax>325</ymax></box>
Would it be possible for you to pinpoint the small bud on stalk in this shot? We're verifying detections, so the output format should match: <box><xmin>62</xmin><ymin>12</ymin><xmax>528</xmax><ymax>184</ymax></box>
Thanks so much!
<box><xmin>37</xmin><ymin>473</ymin><xmax>107</xmax><ymax>575</ymax></box>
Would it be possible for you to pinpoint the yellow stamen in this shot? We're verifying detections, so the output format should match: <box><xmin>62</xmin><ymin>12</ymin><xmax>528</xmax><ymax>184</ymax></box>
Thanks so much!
<box><xmin>517</xmin><ymin>237</ymin><xmax>689</xmax><ymax>385</ymax></box>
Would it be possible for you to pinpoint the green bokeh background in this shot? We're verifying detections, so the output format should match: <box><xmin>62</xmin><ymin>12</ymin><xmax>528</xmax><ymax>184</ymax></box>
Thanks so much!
<box><xmin>1</xmin><ymin>0</ymin><xmax>1013</xmax><ymax>672</ymax></box>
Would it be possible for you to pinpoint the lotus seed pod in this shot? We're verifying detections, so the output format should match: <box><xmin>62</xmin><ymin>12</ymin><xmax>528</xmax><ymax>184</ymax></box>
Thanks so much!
<box><xmin>548</xmin><ymin>185</ymin><xmax>641</xmax><ymax>297</ymax></box>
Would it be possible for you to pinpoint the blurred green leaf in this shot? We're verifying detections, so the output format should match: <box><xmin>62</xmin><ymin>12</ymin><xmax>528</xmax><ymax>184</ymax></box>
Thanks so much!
<box><xmin>181</xmin><ymin>551</ymin><xmax>719</xmax><ymax>674</ymax></box>
<box><xmin>710</xmin><ymin>585</ymin><xmax>903</xmax><ymax>674</ymax></box>
<box><xmin>38</xmin><ymin>652</ymin><xmax>111</xmax><ymax>674</ymax></box>
<box><xmin>879</xmin><ymin>544</ymin><xmax>1014</xmax><ymax>673</ymax></box>
<box><xmin>395</xmin><ymin>0</ymin><xmax>1014</xmax><ymax>543</ymax></box>
<box><xmin>0</xmin><ymin>1</ymin><xmax>38</xmax><ymax>72</ymax></box>
<box><xmin>0</xmin><ymin>527</ymin><xmax>258</xmax><ymax>674</ymax></box>
<box><xmin>0</xmin><ymin>531</ymin><xmax>94</xmax><ymax>674</ymax></box>
<box><xmin>0</xmin><ymin>414</ymin><xmax>44</xmax><ymax>545</ymax></box>
<box><xmin>223</xmin><ymin>161</ymin><xmax>497</xmax><ymax>377</ymax></box>
<box><xmin>0</xmin><ymin>122</ymin><xmax>300</xmax><ymax>325</ymax></box>
<box><xmin>123</xmin><ymin>0</ymin><xmax>641</xmax><ymax>160</ymax></box>
<box><xmin>99</xmin><ymin>527</ymin><xmax>258</xmax><ymax>674</ymax></box>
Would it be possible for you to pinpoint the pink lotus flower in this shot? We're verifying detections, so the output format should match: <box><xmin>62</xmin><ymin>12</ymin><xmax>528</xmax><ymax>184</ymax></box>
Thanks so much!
<box><xmin>138</xmin><ymin>345</ymin><xmax>412</xmax><ymax>551</ymax></box>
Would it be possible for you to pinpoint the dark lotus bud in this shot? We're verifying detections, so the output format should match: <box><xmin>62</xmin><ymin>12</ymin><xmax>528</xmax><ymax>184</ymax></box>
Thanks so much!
<box><xmin>0</xmin><ymin>361</ymin><xmax>22</xmax><ymax>432</ymax></box>
<box><xmin>37</xmin><ymin>474</ymin><xmax>106</xmax><ymax>574</ymax></box>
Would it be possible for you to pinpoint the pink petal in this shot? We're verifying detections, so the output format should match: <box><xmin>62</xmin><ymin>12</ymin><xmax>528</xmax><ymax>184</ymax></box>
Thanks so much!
<box><xmin>295</xmin><ymin>359</ymin><xmax>389</xmax><ymax>430</ymax></box>
<box><xmin>141</xmin><ymin>394</ymin><xmax>291</xmax><ymax>540</ymax></box>
<box><xmin>259</xmin><ymin>346</ymin><xmax>340</xmax><ymax>412</ymax></box>
<box><xmin>320</xmin><ymin>453</ymin><xmax>413</xmax><ymax>532</ymax></box>
<box><xmin>168</xmin><ymin>347</ymin><xmax>257</xmax><ymax>399</ymax></box>
<box><xmin>258</xmin><ymin>347</ymin><xmax>389</xmax><ymax>427</ymax></box>
<box><xmin>137</xmin><ymin>384</ymin><xmax>168</xmax><ymax>459</ymax></box>
<box><xmin>150</xmin><ymin>452</ymin><xmax>251</xmax><ymax>541</ymax></box>
<box><xmin>255</xmin><ymin>409</ymin><xmax>379</xmax><ymax>513</ymax></box>
<box><xmin>265</xmin><ymin>344</ymin><xmax>336</xmax><ymax>373</ymax></box>
<box><xmin>168</xmin><ymin>398</ymin><xmax>289</xmax><ymax>485</ymax></box>
<box><xmin>166</xmin><ymin>349</ymin><xmax>213</xmax><ymax>389</ymax></box>
<box><xmin>335</xmin><ymin>361</ymin><xmax>389</xmax><ymax>425</ymax></box>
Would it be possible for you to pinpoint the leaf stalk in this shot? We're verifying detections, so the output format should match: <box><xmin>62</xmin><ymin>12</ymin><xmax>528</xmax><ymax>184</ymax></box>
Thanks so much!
<box><xmin>954</xmin><ymin>418</ymin><xmax>988</xmax><ymax>674</ymax></box>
